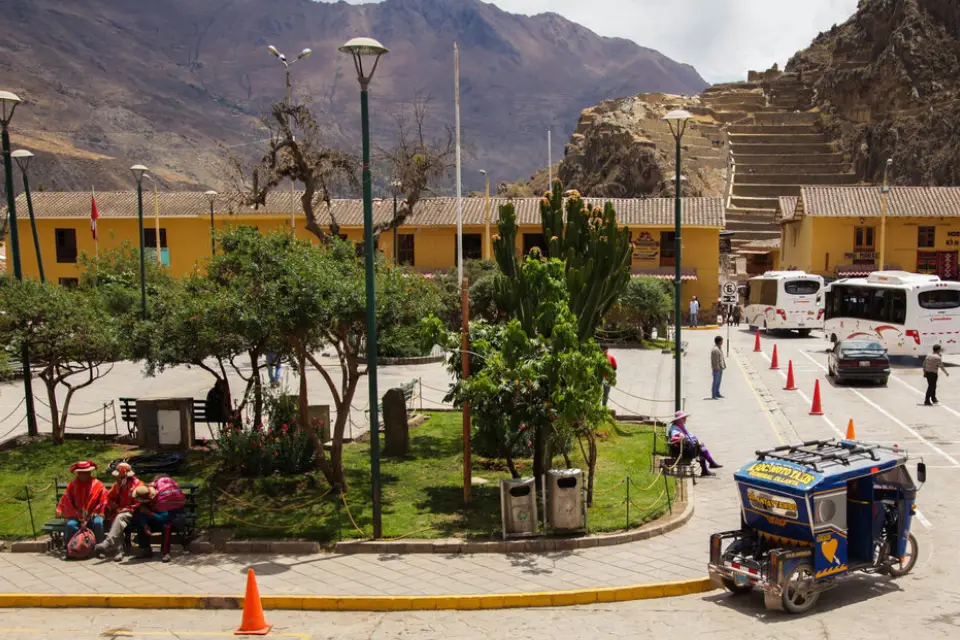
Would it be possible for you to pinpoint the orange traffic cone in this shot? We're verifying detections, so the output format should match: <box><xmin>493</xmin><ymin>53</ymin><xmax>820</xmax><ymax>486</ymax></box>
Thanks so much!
<box><xmin>770</xmin><ymin>344</ymin><xmax>780</xmax><ymax>370</ymax></box>
<box><xmin>810</xmin><ymin>380</ymin><xmax>824</xmax><ymax>416</ymax></box>
<box><xmin>754</xmin><ymin>330</ymin><xmax>762</xmax><ymax>353</ymax></box>
<box><xmin>784</xmin><ymin>360</ymin><xmax>798</xmax><ymax>391</ymax></box>
<box><xmin>235</xmin><ymin>569</ymin><xmax>272</xmax><ymax>636</ymax></box>
<box><xmin>846</xmin><ymin>419</ymin><xmax>856</xmax><ymax>440</ymax></box>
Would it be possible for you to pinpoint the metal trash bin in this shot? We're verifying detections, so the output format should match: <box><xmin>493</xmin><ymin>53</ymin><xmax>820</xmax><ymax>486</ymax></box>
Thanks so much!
<box><xmin>500</xmin><ymin>477</ymin><xmax>539</xmax><ymax>539</ymax></box>
<box><xmin>546</xmin><ymin>468</ymin><xmax>585</xmax><ymax>531</ymax></box>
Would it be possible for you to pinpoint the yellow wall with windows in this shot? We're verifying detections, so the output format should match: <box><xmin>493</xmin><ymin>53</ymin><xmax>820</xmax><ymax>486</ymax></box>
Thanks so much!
<box><xmin>780</xmin><ymin>216</ymin><xmax>960</xmax><ymax>277</ymax></box>
<box><xmin>14</xmin><ymin>216</ymin><xmax>720</xmax><ymax>307</ymax></box>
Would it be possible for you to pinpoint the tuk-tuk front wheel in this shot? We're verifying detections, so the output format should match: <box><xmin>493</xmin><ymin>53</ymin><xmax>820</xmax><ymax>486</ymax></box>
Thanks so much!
<box><xmin>781</xmin><ymin>563</ymin><xmax>820</xmax><ymax>614</ymax></box>
<box><xmin>886</xmin><ymin>532</ymin><xmax>919</xmax><ymax>577</ymax></box>
<box><xmin>721</xmin><ymin>577</ymin><xmax>753</xmax><ymax>595</ymax></box>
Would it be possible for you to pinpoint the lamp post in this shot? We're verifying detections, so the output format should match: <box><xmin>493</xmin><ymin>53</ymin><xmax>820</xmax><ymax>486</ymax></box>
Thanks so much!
<box><xmin>11</xmin><ymin>150</ymin><xmax>44</xmax><ymax>283</ymax></box>
<box><xmin>1</xmin><ymin>91</ymin><xmax>38</xmax><ymax>438</ymax></box>
<box><xmin>130</xmin><ymin>164</ymin><xmax>149</xmax><ymax>318</ymax></box>
<box><xmin>878</xmin><ymin>158</ymin><xmax>892</xmax><ymax>271</ymax></box>
<box><xmin>205</xmin><ymin>190</ymin><xmax>217</xmax><ymax>257</ymax></box>
<box><xmin>340</xmin><ymin>36</ymin><xmax>388</xmax><ymax>539</ymax></box>
<box><xmin>390</xmin><ymin>180</ymin><xmax>402</xmax><ymax>266</ymax></box>
<box><xmin>268</xmin><ymin>45</ymin><xmax>312</xmax><ymax>105</ymax></box>
<box><xmin>663</xmin><ymin>109</ymin><xmax>692</xmax><ymax>413</ymax></box>
<box><xmin>479</xmin><ymin>169</ymin><xmax>491</xmax><ymax>260</ymax></box>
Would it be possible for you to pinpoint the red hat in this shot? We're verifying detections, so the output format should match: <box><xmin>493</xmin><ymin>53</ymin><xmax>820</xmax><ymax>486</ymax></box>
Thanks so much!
<box><xmin>69</xmin><ymin>460</ymin><xmax>98</xmax><ymax>474</ymax></box>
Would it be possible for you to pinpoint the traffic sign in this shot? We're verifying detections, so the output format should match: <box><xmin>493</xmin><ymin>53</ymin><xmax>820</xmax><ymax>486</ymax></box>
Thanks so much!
<box><xmin>721</xmin><ymin>281</ymin><xmax>738</xmax><ymax>296</ymax></box>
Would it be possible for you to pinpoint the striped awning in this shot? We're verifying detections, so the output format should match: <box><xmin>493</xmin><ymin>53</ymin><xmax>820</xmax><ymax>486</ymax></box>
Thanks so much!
<box><xmin>835</xmin><ymin>264</ymin><xmax>901</xmax><ymax>277</ymax></box>
<box><xmin>632</xmin><ymin>267</ymin><xmax>698</xmax><ymax>281</ymax></box>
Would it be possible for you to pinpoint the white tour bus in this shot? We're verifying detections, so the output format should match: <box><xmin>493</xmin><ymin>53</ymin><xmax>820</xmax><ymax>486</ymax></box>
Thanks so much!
<box><xmin>823</xmin><ymin>271</ymin><xmax>960</xmax><ymax>356</ymax></box>
<box><xmin>744</xmin><ymin>271</ymin><xmax>824</xmax><ymax>335</ymax></box>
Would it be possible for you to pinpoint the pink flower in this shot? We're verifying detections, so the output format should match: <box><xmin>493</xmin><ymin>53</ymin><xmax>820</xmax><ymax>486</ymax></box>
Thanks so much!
<box><xmin>282</xmin><ymin>424</ymin><xmax>289</xmax><ymax>434</ymax></box>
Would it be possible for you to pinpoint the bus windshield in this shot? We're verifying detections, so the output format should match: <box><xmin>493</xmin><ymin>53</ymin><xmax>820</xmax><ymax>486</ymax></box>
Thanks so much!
<box><xmin>784</xmin><ymin>280</ymin><xmax>820</xmax><ymax>296</ymax></box>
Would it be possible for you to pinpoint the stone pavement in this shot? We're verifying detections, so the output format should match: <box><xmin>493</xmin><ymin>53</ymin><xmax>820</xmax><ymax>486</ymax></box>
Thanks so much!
<box><xmin>0</xmin><ymin>329</ymin><xmax>773</xmax><ymax>598</ymax></box>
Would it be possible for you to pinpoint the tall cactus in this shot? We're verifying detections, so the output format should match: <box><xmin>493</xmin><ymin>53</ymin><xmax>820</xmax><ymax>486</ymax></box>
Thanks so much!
<box><xmin>494</xmin><ymin>181</ymin><xmax>633</xmax><ymax>340</ymax></box>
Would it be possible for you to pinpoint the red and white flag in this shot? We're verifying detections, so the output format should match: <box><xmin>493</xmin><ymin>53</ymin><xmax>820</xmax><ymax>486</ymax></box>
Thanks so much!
<box><xmin>91</xmin><ymin>189</ymin><xmax>100</xmax><ymax>240</ymax></box>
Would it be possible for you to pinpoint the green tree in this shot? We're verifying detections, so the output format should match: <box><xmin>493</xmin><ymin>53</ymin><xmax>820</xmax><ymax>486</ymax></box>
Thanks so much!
<box><xmin>606</xmin><ymin>277</ymin><xmax>673</xmax><ymax>341</ymax></box>
<box><xmin>0</xmin><ymin>280</ymin><xmax>124</xmax><ymax>444</ymax></box>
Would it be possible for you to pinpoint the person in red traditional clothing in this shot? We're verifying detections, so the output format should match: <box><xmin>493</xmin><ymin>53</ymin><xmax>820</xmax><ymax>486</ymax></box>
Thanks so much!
<box><xmin>94</xmin><ymin>462</ymin><xmax>142</xmax><ymax>562</ymax></box>
<box><xmin>57</xmin><ymin>461</ymin><xmax>107</xmax><ymax>556</ymax></box>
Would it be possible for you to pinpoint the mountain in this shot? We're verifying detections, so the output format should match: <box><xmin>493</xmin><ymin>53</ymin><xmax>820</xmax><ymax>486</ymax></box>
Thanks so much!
<box><xmin>786</xmin><ymin>0</ymin><xmax>960</xmax><ymax>185</ymax></box>
<box><xmin>0</xmin><ymin>0</ymin><xmax>707</xmax><ymax>194</ymax></box>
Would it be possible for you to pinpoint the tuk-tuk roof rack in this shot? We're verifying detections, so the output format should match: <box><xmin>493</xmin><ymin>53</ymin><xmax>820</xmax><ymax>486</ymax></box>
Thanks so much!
<box><xmin>755</xmin><ymin>439</ymin><xmax>883</xmax><ymax>472</ymax></box>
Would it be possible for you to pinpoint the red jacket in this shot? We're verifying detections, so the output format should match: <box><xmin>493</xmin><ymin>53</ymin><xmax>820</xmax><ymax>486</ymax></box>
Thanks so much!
<box><xmin>106</xmin><ymin>477</ymin><xmax>143</xmax><ymax>517</ymax></box>
<box><xmin>57</xmin><ymin>478</ymin><xmax>107</xmax><ymax>521</ymax></box>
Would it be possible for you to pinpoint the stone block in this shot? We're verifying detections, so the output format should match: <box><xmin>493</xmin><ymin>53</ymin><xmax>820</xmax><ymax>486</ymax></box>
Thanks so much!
<box><xmin>382</xmin><ymin>388</ymin><xmax>410</xmax><ymax>457</ymax></box>
<box><xmin>10</xmin><ymin>539</ymin><xmax>51</xmax><ymax>553</ymax></box>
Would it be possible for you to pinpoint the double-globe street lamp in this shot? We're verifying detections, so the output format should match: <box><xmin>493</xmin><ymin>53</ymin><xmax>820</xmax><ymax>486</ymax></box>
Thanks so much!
<box><xmin>130</xmin><ymin>164</ymin><xmax>149</xmax><ymax>319</ymax></box>
<box><xmin>0</xmin><ymin>90</ymin><xmax>38</xmax><ymax>437</ymax></box>
<box><xmin>268</xmin><ymin>46</ymin><xmax>313</xmax><ymax>105</ymax></box>
<box><xmin>11</xmin><ymin>149</ymin><xmax>44</xmax><ymax>283</ymax></box>
<box><xmin>340</xmin><ymin>36</ymin><xmax>388</xmax><ymax>539</ymax></box>
<box><xmin>663</xmin><ymin>109</ymin><xmax>692</xmax><ymax>413</ymax></box>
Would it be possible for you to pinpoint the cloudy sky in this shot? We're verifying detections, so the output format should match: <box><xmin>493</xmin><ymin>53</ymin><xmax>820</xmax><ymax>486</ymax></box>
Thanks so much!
<box><xmin>327</xmin><ymin>0</ymin><xmax>859</xmax><ymax>82</ymax></box>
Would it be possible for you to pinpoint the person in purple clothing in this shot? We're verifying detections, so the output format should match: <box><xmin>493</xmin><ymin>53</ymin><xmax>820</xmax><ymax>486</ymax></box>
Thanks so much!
<box><xmin>668</xmin><ymin>410</ymin><xmax>722</xmax><ymax>477</ymax></box>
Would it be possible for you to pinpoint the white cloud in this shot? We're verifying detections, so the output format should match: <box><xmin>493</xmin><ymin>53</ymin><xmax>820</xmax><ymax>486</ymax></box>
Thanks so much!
<box><xmin>325</xmin><ymin>0</ymin><xmax>858</xmax><ymax>83</ymax></box>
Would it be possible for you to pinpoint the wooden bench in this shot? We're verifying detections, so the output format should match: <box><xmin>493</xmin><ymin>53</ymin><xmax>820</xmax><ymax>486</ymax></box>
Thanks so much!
<box><xmin>650</xmin><ymin>423</ymin><xmax>697</xmax><ymax>489</ymax></box>
<box><xmin>42</xmin><ymin>481</ymin><xmax>199</xmax><ymax>552</ymax></box>
<box><xmin>119</xmin><ymin>398</ymin><xmax>222</xmax><ymax>437</ymax></box>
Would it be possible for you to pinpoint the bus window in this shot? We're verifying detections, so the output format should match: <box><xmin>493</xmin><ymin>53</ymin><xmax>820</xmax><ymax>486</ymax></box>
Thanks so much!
<box><xmin>891</xmin><ymin>290</ymin><xmax>906</xmax><ymax>323</ymax></box>
<box><xmin>760</xmin><ymin>280</ymin><xmax>778</xmax><ymax>305</ymax></box>
<box><xmin>869</xmin><ymin>289</ymin><xmax>886</xmax><ymax>322</ymax></box>
<box><xmin>918</xmin><ymin>289</ymin><xmax>960</xmax><ymax>309</ymax></box>
<box><xmin>784</xmin><ymin>280</ymin><xmax>820</xmax><ymax>295</ymax></box>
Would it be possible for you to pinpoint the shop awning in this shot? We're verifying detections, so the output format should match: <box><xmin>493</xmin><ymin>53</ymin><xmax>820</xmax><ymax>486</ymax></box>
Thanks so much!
<box><xmin>632</xmin><ymin>267</ymin><xmax>698</xmax><ymax>281</ymax></box>
<box><xmin>835</xmin><ymin>264</ymin><xmax>901</xmax><ymax>277</ymax></box>
<box><xmin>738</xmin><ymin>249</ymin><xmax>774</xmax><ymax>255</ymax></box>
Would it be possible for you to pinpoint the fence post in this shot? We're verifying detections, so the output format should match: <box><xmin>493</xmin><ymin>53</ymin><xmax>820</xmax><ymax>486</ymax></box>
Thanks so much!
<box><xmin>419</xmin><ymin>377</ymin><xmax>423</xmax><ymax>413</ymax></box>
<box><xmin>625</xmin><ymin>476</ymin><xmax>630</xmax><ymax>529</ymax></box>
<box><xmin>663</xmin><ymin>473</ymin><xmax>673</xmax><ymax>514</ymax></box>
<box><xmin>24</xmin><ymin>485</ymin><xmax>36</xmax><ymax>539</ymax></box>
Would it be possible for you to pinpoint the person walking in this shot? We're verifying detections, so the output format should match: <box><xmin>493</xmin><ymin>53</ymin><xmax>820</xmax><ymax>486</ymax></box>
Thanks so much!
<box><xmin>923</xmin><ymin>344</ymin><xmax>949</xmax><ymax>405</ymax></box>
<box><xmin>732</xmin><ymin>304</ymin><xmax>742</xmax><ymax>327</ymax></box>
<box><xmin>265</xmin><ymin>351</ymin><xmax>281</xmax><ymax>387</ymax></box>
<box><xmin>711</xmin><ymin>335</ymin><xmax>726</xmax><ymax>399</ymax></box>
<box><xmin>602</xmin><ymin>348</ymin><xmax>617</xmax><ymax>408</ymax></box>
<box><xmin>689</xmin><ymin>296</ymin><xmax>700</xmax><ymax>328</ymax></box>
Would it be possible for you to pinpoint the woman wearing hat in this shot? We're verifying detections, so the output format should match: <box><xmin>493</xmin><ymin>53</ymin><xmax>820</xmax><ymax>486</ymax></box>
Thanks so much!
<box><xmin>57</xmin><ymin>461</ymin><xmax>108</xmax><ymax>554</ymax></box>
<box><xmin>94</xmin><ymin>462</ymin><xmax>142</xmax><ymax>561</ymax></box>
<box><xmin>668</xmin><ymin>411</ymin><xmax>722</xmax><ymax>477</ymax></box>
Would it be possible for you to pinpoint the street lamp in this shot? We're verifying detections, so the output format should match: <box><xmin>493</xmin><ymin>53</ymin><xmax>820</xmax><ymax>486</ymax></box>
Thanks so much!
<box><xmin>390</xmin><ymin>180</ymin><xmax>402</xmax><ymax>266</ymax></box>
<box><xmin>663</xmin><ymin>109</ymin><xmax>692</xmax><ymax>413</ymax></box>
<box><xmin>340</xmin><ymin>35</ymin><xmax>388</xmax><ymax>539</ymax></box>
<box><xmin>878</xmin><ymin>158</ymin><xmax>893</xmax><ymax>271</ymax></box>
<box><xmin>130</xmin><ymin>164</ymin><xmax>149</xmax><ymax>319</ymax></box>
<box><xmin>1</xmin><ymin>90</ymin><xmax>38</xmax><ymax>438</ymax></box>
<box><xmin>268</xmin><ymin>45</ymin><xmax>313</xmax><ymax>104</ymax></box>
<box><xmin>479</xmin><ymin>169</ymin><xmax>491</xmax><ymax>260</ymax></box>
<box><xmin>204</xmin><ymin>190</ymin><xmax>217</xmax><ymax>256</ymax></box>
<box><xmin>11</xmin><ymin>150</ymin><xmax>44</xmax><ymax>283</ymax></box>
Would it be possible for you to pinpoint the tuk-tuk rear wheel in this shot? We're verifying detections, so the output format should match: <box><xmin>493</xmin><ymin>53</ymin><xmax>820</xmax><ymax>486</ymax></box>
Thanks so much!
<box><xmin>781</xmin><ymin>563</ymin><xmax>820</xmax><ymax>614</ymax></box>
<box><xmin>886</xmin><ymin>532</ymin><xmax>918</xmax><ymax>577</ymax></box>
<box><xmin>721</xmin><ymin>577</ymin><xmax>753</xmax><ymax>595</ymax></box>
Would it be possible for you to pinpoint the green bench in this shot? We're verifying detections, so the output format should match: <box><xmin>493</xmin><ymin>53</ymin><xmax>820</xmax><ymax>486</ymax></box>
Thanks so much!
<box><xmin>43</xmin><ymin>481</ymin><xmax>200</xmax><ymax>551</ymax></box>
<box><xmin>118</xmin><ymin>397</ymin><xmax>223</xmax><ymax>437</ymax></box>
<box><xmin>650</xmin><ymin>423</ymin><xmax>698</xmax><ymax>487</ymax></box>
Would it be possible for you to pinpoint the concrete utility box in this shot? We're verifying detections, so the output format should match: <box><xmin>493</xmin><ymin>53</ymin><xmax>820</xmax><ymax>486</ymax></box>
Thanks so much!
<box><xmin>546</xmin><ymin>469</ymin><xmax>586</xmax><ymax>532</ymax></box>
<box><xmin>500</xmin><ymin>477</ymin><xmax>539</xmax><ymax>539</ymax></box>
<box><xmin>137</xmin><ymin>397</ymin><xmax>194</xmax><ymax>452</ymax></box>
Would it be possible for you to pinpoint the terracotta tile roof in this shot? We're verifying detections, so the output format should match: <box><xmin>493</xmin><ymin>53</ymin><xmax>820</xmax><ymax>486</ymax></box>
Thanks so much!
<box><xmin>9</xmin><ymin>192</ymin><xmax>726</xmax><ymax>228</ymax></box>
<box><xmin>777</xmin><ymin>196</ymin><xmax>799</xmax><ymax>222</ymax></box>
<box><xmin>632</xmin><ymin>267</ymin><xmax>698</xmax><ymax>281</ymax></box>
<box><xmin>799</xmin><ymin>186</ymin><xmax>960</xmax><ymax>218</ymax></box>
<box><xmin>740</xmin><ymin>238</ymin><xmax>781</xmax><ymax>250</ymax></box>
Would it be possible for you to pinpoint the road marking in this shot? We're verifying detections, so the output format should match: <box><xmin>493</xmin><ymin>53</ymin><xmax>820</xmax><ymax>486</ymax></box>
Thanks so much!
<box><xmin>889</xmin><ymin>373</ymin><xmax>960</xmax><ymax>421</ymax></box>
<box><xmin>734</xmin><ymin>348</ymin><xmax>786</xmax><ymax>445</ymax></box>
<box><xmin>915</xmin><ymin>509</ymin><xmax>933</xmax><ymax>529</ymax></box>
<box><xmin>0</xmin><ymin>631</ymin><xmax>310</xmax><ymax>639</ymax></box>
<box><xmin>758</xmin><ymin>350</ymin><xmax>844</xmax><ymax>438</ymax></box>
<box><xmin>797</xmin><ymin>349</ymin><xmax>960</xmax><ymax>468</ymax></box>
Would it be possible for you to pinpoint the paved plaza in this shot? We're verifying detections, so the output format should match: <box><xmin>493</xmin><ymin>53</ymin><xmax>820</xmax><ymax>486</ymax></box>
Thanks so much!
<box><xmin>1</xmin><ymin>328</ymin><xmax>959</xmax><ymax>636</ymax></box>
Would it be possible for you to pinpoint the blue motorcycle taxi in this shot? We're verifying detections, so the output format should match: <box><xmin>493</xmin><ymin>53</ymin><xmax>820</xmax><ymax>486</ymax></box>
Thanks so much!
<box><xmin>708</xmin><ymin>439</ymin><xmax>925</xmax><ymax>613</ymax></box>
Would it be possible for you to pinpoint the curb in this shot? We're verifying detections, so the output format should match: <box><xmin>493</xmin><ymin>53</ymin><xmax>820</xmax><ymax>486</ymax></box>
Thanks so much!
<box><xmin>0</xmin><ymin>578</ymin><xmax>714</xmax><ymax>611</ymax></box>
<box><xmin>334</xmin><ymin>495</ymin><xmax>693</xmax><ymax>554</ymax></box>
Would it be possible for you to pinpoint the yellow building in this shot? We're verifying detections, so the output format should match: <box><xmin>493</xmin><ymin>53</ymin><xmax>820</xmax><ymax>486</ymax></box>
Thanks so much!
<box><xmin>780</xmin><ymin>186</ymin><xmax>960</xmax><ymax>280</ymax></box>
<box><xmin>6</xmin><ymin>191</ymin><xmax>724</xmax><ymax>305</ymax></box>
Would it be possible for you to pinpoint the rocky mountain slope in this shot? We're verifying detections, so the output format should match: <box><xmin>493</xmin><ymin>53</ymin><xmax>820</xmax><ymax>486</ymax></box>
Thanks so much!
<box><xmin>0</xmin><ymin>0</ymin><xmax>706</xmax><ymax>193</ymax></box>
<box><xmin>787</xmin><ymin>0</ymin><xmax>960</xmax><ymax>185</ymax></box>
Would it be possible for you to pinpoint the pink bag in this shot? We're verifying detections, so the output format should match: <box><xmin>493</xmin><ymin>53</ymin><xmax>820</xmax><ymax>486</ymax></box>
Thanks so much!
<box><xmin>66</xmin><ymin>526</ymin><xmax>96</xmax><ymax>559</ymax></box>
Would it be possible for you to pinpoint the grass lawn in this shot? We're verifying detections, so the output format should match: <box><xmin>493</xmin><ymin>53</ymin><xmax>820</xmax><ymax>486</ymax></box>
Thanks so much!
<box><xmin>0</xmin><ymin>412</ymin><xmax>675</xmax><ymax>542</ymax></box>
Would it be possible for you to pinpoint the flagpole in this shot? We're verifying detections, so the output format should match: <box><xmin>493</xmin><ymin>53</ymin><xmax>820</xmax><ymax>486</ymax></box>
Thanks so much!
<box><xmin>454</xmin><ymin>42</ymin><xmax>463</xmax><ymax>289</ymax></box>
<box><xmin>153</xmin><ymin>184</ymin><xmax>161</xmax><ymax>265</ymax></box>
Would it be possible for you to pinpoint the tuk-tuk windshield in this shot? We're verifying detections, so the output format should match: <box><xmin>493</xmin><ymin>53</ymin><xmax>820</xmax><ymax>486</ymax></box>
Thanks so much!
<box><xmin>873</xmin><ymin>465</ymin><xmax>916</xmax><ymax>491</ymax></box>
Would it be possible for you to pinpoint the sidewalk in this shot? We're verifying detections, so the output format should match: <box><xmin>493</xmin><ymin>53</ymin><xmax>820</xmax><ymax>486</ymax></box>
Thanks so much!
<box><xmin>0</xmin><ymin>331</ymin><xmax>776</xmax><ymax>604</ymax></box>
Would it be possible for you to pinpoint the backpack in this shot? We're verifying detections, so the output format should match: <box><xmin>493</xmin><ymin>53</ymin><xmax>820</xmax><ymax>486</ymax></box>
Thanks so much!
<box><xmin>152</xmin><ymin>476</ymin><xmax>186</xmax><ymax>512</ymax></box>
<box><xmin>66</xmin><ymin>526</ymin><xmax>97</xmax><ymax>559</ymax></box>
